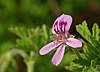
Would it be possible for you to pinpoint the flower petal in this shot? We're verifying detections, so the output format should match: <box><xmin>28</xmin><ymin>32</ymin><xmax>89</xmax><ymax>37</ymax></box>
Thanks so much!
<box><xmin>52</xmin><ymin>44</ymin><xmax>65</xmax><ymax>66</ymax></box>
<box><xmin>39</xmin><ymin>41</ymin><xmax>61</xmax><ymax>55</ymax></box>
<box><xmin>52</xmin><ymin>16</ymin><xmax>60</xmax><ymax>35</ymax></box>
<box><xmin>52</xmin><ymin>14</ymin><xmax>72</xmax><ymax>37</ymax></box>
<box><xmin>66</xmin><ymin>38</ymin><xmax>82</xmax><ymax>48</ymax></box>
<box><xmin>60</xmin><ymin>14</ymin><xmax>72</xmax><ymax>32</ymax></box>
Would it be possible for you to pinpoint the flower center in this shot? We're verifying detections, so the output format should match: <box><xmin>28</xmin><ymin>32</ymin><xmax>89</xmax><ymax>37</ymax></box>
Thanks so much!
<box><xmin>50</xmin><ymin>34</ymin><xmax>75</xmax><ymax>44</ymax></box>
<box><xmin>61</xmin><ymin>38</ymin><xmax>67</xmax><ymax>43</ymax></box>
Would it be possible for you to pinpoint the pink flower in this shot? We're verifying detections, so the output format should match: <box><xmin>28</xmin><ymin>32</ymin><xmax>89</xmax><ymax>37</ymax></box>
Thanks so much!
<box><xmin>39</xmin><ymin>14</ymin><xmax>82</xmax><ymax>66</ymax></box>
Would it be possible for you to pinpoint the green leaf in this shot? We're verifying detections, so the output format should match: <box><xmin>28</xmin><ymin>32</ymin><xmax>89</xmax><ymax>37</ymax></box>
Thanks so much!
<box><xmin>82</xmin><ymin>66</ymin><xmax>94</xmax><ymax>72</ymax></box>
<box><xmin>76</xmin><ymin>21</ymin><xmax>92</xmax><ymax>45</ymax></box>
<box><xmin>92</xmin><ymin>23</ymin><xmax>100</xmax><ymax>41</ymax></box>
<box><xmin>9</xmin><ymin>26</ymin><xmax>27</xmax><ymax>38</ymax></box>
<box><xmin>65</xmin><ymin>61</ymin><xmax>83</xmax><ymax>72</ymax></box>
<box><xmin>9</xmin><ymin>25</ymin><xmax>50</xmax><ymax>52</ymax></box>
<box><xmin>42</xmin><ymin>25</ymin><xmax>48</xmax><ymax>40</ymax></box>
<box><xmin>83</xmin><ymin>42</ymin><xmax>98</xmax><ymax>60</ymax></box>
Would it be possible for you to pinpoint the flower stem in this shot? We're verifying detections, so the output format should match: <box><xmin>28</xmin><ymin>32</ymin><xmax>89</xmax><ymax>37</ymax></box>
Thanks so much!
<box><xmin>72</xmin><ymin>49</ymin><xmax>81</xmax><ymax>59</ymax></box>
<box><xmin>26</xmin><ymin>60</ymin><xmax>34</xmax><ymax>72</ymax></box>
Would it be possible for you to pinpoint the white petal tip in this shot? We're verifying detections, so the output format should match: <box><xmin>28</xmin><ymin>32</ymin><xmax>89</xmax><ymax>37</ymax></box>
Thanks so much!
<box><xmin>39</xmin><ymin>49</ymin><xmax>46</xmax><ymax>55</ymax></box>
<box><xmin>39</xmin><ymin>51</ymin><xmax>43</xmax><ymax>55</ymax></box>
<box><xmin>52</xmin><ymin>61</ymin><xmax>59</xmax><ymax>66</ymax></box>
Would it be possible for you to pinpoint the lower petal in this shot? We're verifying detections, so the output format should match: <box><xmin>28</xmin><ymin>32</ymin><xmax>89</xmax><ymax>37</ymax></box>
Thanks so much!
<box><xmin>39</xmin><ymin>41</ymin><xmax>61</xmax><ymax>55</ymax></box>
<box><xmin>66</xmin><ymin>38</ymin><xmax>82</xmax><ymax>48</ymax></box>
<box><xmin>52</xmin><ymin>44</ymin><xmax>65</xmax><ymax>66</ymax></box>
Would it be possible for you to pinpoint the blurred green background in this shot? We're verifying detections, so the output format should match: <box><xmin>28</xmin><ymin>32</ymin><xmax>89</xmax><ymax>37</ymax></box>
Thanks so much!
<box><xmin>0</xmin><ymin>0</ymin><xmax>100</xmax><ymax>42</ymax></box>
<box><xmin>0</xmin><ymin>0</ymin><xmax>100</xmax><ymax>72</ymax></box>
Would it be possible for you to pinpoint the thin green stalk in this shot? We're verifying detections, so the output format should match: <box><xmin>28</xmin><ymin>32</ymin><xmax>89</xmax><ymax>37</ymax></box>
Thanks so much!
<box><xmin>26</xmin><ymin>60</ymin><xmax>34</xmax><ymax>72</ymax></box>
<box><xmin>72</xmin><ymin>49</ymin><xmax>81</xmax><ymax>59</ymax></box>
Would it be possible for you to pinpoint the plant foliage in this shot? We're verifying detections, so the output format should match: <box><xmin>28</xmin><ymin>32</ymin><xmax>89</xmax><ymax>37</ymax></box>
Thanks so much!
<box><xmin>65</xmin><ymin>21</ymin><xmax>100</xmax><ymax>72</ymax></box>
